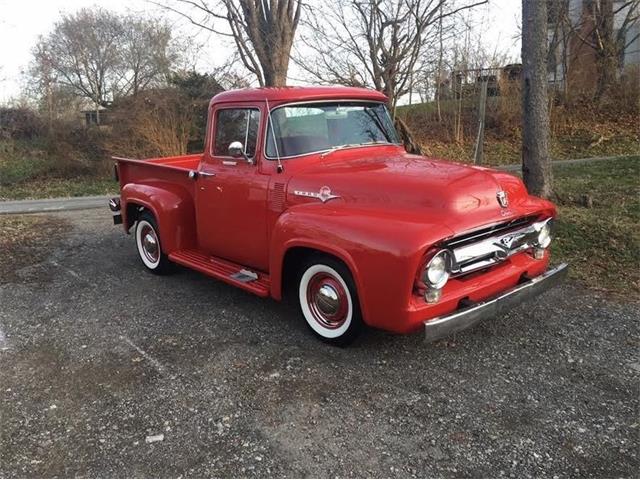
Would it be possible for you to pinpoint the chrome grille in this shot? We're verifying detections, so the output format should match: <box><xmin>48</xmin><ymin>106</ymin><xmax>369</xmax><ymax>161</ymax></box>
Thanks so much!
<box><xmin>445</xmin><ymin>216</ymin><xmax>549</xmax><ymax>277</ymax></box>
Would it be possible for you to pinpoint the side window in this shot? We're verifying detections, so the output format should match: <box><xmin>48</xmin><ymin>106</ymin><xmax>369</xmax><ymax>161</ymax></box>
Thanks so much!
<box><xmin>213</xmin><ymin>108</ymin><xmax>260</xmax><ymax>158</ymax></box>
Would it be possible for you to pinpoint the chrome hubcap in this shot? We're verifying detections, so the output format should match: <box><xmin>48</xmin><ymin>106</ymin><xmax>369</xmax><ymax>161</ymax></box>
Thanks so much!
<box><xmin>140</xmin><ymin>225</ymin><xmax>159</xmax><ymax>263</ymax></box>
<box><xmin>307</xmin><ymin>273</ymin><xmax>348</xmax><ymax>329</ymax></box>
<box><xmin>316</xmin><ymin>284</ymin><xmax>340</xmax><ymax>316</ymax></box>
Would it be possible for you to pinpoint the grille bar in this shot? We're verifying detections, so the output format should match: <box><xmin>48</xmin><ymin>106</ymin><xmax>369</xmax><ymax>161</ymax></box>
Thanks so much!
<box><xmin>445</xmin><ymin>215</ymin><xmax>537</xmax><ymax>249</ymax></box>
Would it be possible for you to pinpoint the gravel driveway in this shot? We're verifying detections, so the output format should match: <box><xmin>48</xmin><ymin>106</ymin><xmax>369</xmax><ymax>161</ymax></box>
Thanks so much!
<box><xmin>1</xmin><ymin>209</ymin><xmax>638</xmax><ymax>477</ymax></box>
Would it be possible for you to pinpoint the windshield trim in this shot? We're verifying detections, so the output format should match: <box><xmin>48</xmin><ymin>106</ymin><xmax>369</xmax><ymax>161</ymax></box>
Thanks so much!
<box><xmin>263</xmin><ymin>99</ymin><xmax>402</xmax><ymax>161</ymax></box>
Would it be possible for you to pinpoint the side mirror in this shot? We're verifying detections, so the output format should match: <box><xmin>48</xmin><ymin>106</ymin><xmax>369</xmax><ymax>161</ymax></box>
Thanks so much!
<box><xmin>228</xmin><ymin>141</ymin><xmax>253</xmax><ymax>164</ymax></box>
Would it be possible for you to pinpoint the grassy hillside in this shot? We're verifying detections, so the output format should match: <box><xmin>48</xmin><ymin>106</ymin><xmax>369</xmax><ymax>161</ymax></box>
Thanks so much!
<box><xmin>398</xmin><ymin>97</ymin><xmax>640</xmax><ymax>165</ymax></box>
<box><xmin>0</xmin><ymin>137</ymin><xmax>116</xmax><ymax>200</ymax></box>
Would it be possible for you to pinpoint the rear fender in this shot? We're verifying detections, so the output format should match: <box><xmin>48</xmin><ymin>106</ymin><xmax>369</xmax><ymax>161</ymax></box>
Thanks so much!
<box><xmin>121</xmin><ymin>183</ymin><xmax>197</xmax><ymax>253</ymax></box>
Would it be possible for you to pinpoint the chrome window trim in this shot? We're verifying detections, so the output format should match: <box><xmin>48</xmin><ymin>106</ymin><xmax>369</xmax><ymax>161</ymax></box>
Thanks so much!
<box><xmin>262</xmin><ymin>99</ymin><xmax>402</xmax><ymax>161</ymax></box>
<box><xmin>210</xmin><ymin>106</ymin><xmax>261</xmax><ymax>160</ymax></box>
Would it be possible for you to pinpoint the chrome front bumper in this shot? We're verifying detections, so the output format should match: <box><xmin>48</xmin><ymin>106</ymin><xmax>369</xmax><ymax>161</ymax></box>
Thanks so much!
<box><xmin>424</xmin><ymin>263</ymin><xmax>568</xmax><ymax>342</ymax></box>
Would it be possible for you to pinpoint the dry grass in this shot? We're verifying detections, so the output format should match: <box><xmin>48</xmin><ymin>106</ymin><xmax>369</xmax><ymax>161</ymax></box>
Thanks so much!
<box><xmin>0</xmin><ymin>215</ymin><xmax>69</xmax><ymax>283</ymax></box>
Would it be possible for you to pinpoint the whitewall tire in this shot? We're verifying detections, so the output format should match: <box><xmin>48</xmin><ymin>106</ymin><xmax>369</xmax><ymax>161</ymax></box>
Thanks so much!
<box><xmin>297</xmin><ymin>258</ymin><xmax>363</xmax><ymax>345</ymax></box>
<box><xmin>134</xmin><ymin>211</ymin><xmax>172</xmax><ymax>274</ymax></box>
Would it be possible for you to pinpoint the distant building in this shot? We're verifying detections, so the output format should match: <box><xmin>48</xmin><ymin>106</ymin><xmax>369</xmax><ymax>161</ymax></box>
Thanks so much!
<box><xmin>80</xmin><ymin>106</ymin><xmax>109</xmax><ymax>127</ymax></box>
<box><xmin>547</xmin><ymin>0</ymin><xmax>640</xmax><ymax>90</ymax></box>
<box><xmin>446</xmin><ymin>64</ymin><xmax>523</xmax><ymax>100</ymax></box>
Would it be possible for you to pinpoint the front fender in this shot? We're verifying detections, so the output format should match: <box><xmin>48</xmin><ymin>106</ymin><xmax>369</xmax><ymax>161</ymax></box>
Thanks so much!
<box><xmin>269</xmin><ymin>203</ymin><xmax>453</xmax><ymax>330</ymax></box>
<box><xmin>121</xmin><ymin>182</ymin><xmax>196</xmax><ymax>254</ymax></box>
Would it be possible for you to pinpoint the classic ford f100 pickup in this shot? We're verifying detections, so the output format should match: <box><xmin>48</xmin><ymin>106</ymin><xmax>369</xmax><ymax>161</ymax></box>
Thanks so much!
<box><xmin>110</xmin><ymin>86</ymin><xmax>567</xmax><ymax>345</ymax></box>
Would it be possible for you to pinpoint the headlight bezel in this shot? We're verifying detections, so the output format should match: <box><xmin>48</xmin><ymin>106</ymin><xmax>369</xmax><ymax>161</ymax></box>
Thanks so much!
<box><xmin>422</xmin><ymin>249</ymin><xmax>453</xmax><ymax>290</ymax></box>
<box><xmin>536</xmin><ymin>220</ymin><xmax>553</xmax><ymax>249</ymax></box>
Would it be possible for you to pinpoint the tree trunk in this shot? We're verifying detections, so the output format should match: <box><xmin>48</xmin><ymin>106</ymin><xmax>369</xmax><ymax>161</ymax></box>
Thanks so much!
<box><xmin>436</xmin><ymin>4</ymin><xmax>443</xmax><ymax>123</ymax></box>
<box><xmin>232</xmin><ymin>0</ymin><xmax>300</xmax><ymax>88</ymax></box>
<box><xmin>395</xmin><ymin>117</ymin><xmax>423</xmax><ymax>155</ymax></box>
<box><xmin>522</xmin><ymin>0</ymin><xmax>552</xmax><ymax>198</ymax></box>
<box><xmin>594</xmin><ymin>0</ymin><xmax>616</xmax><ymax>101</ymax></box>
<box><xmin>264</xmin><ymin>52</ymin><xmax>290</xmax><ymax>87</ymax></box>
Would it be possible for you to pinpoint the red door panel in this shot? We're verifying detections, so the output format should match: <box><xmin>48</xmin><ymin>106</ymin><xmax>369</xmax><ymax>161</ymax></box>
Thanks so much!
<box><xmin>196</xmin><ymin>163</ymin><xmax>270</xmax><ymax>271</ymax></box>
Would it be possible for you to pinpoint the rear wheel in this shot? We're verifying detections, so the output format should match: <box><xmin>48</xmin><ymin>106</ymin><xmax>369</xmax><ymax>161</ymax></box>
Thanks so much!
<box><xmin>135</xmin><ymin>211</ymin><xmax>172</xmax><ymax>274</ymax></box>
<box><xmin>297</xmin><ymin>256</ymin><xmax>363</xmax><ymax>346</ymax></box>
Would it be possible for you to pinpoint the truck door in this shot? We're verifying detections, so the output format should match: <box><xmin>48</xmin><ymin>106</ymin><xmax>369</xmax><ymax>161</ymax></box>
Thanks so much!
<box><xmin>195</xmin><ymin>105</ymin><xmax>270</xmax><ymax>271</ymax></box>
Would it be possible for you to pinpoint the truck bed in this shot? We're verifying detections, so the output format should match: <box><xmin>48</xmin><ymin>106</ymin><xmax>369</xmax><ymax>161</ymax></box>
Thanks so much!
<box><xmin>115</xmin><ymin>153</ymin><xmax>203</xmax><ymax>212</ymax></box>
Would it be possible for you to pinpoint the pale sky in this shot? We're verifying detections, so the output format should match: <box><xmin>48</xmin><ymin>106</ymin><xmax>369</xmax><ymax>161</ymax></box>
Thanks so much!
<box><xmin>0</xmin><ymin>0</ymin><xmax>522</xmax><ymax>103</ymax></box>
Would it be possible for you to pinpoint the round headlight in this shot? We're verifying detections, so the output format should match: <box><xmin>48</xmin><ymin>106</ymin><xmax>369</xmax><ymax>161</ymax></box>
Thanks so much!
<box><xmin>423</xmin><ymin>250</ymin><xmax>451</xmax><ymax>289</ymax></box>
<box><xmin>537</xmin><ymin>223</ymin><xmax>552</xmax><ymax>248</ymax></box>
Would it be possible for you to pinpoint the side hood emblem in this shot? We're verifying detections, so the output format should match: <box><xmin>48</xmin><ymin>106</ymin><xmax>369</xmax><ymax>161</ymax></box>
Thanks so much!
<box><xmin>496</xmin><ymin>190</ymin><xmax>509</xmax><ymax>208</ymax></box>
<box><xmin>294</xmin><ymin>186</ymin><xmax>341</xmax><ymax>203</ymax></box>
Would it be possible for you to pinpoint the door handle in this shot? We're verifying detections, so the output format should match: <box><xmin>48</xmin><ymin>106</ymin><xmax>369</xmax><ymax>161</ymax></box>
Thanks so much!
<box><xmin>188</xmin><ymin>170</ymin><xmax>216</xmax><ymax>179</ymax></box>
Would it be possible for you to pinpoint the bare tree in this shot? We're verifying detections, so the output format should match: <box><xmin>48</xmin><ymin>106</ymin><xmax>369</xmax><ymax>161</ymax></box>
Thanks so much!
<box><xmin>585</xmin><ymin>0</ymin><xmax>638</xmax><ymax>99</ymax></box>
<box><xmin>547</xmin><ymin>0</ymin><xmax>570</xmax><ymax>96</ymax></box>
<box><xmin>33</xmin><ymin>8</ymin><xmax>122</xmax><ymax>109</ymax></box>
<box><xmin>296</xmin><ymin>0</ymin><xmax>487</xmax><ymax>111</ymax></box>
<box><xmin>31</xmin><ymin>8</ymin><xmax>178</xmax><ymax>111</ymax></box>
<box><xmin>556</xmin><ymin>0</ymin><xmax>640</xmax><ymax>99</ymax></box>
<box><xmin>158</xmin><ymin>0</ymin><xmax>302</xmax><ymax>86</ymax></box>
<box><xmin>522</xmin><ymin>0</ymin><xmax>552</xmax><ymax>198</ymax></box>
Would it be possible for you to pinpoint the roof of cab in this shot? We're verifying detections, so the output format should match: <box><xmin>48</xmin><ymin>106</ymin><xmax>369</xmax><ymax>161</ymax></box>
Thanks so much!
<box><xmin>211</xmin><ymin>85</ymin><xmax>388</xmax><ymax>105</ymax></box>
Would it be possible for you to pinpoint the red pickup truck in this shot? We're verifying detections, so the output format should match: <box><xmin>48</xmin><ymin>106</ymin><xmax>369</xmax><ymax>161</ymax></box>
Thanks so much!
<box><xmin>110</xmin><ymin>86</ymin><xmax>567</xmax><ymax>345</ymax></box>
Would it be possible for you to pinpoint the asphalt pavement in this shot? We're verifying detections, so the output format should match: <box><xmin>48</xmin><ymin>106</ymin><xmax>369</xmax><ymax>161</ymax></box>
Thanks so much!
<box><xmin>0</xmin><ymin>209</ymin><xmax>638</xmax><ymax>477</ymax></box>
<box><xmin>0</xmin><ymin>195</ymin><xmax>110</xmax><ymax>215</ymax></box>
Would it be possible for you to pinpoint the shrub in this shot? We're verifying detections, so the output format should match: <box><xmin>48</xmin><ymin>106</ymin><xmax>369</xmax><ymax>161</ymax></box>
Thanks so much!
<box><xmin>0</xmin><ymin>108</ymin><xmax>44</xmax><ymax>140</ymax></box>
<box><xmin>44</xmin><ymin>120</ymin><xmax>111</xmax><ymax>177</ymax></box>
<box><xmin>107</xmin><ymin>89</ymin><xmax>194</xmax><ymax>159</ymax></box>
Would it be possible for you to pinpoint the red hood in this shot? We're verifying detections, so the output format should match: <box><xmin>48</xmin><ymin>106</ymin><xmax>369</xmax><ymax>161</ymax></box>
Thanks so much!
<box><xmin>286</xmin><ymin>147</ymin><xmax>551</xmax><ymax>234</ymax></box>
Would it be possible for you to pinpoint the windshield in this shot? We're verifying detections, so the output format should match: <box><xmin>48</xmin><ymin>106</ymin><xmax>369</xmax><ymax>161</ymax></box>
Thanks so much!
<box><xmin>265</xmin><ymin>101</ymin><xmax>400</xmax><ymax>159</ymax></box>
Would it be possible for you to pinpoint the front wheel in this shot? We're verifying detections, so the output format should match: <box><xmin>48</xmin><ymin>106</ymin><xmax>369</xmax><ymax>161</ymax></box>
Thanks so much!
<box><xmin>135</xmin><ymin>211</ymin><xmax>172</xmax><ymax>274</ymax></box>
<box><xmin>298</xmin><ymin>257</ymin><xmax>363</xmax><ymax>346</ymax></box>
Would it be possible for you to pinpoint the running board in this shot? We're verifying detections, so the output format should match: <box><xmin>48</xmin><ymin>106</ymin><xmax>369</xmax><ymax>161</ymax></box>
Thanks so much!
<box><xmin>168</xmin><ymin>250</ymin><xmax>270</xmax><ymax>297</ymax></box>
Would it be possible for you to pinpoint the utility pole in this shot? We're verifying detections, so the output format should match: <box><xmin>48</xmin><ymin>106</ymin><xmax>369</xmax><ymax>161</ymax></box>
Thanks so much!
<box><xmin>473</xmin><ymin>78</ymin><xmax>488</xmax><ymax>164</ymax></box>
<box><xmin>522</xmin><ymin>0</ymin><xmax>552</xmax><ymax>198</ymax></box>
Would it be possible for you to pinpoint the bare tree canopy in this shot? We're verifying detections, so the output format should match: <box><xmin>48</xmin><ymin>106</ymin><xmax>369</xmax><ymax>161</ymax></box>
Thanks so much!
<box><xmin>296</xmin><ymin>0</ymin><xmax>487</xmax><ymax>110</ymax></box>
<box><xmin>31</xmin><ymin>8</ymin><xmax>178</xmax><ymax>108</ymax></box>
<box><xmin>119</xmin><ymin>15</ymin><xmax>176</xmax><ymax>96</ymax></box>
<box><xmin>158</xmin><ymin>0</ymin><xmax>302</xmax><ymax>87</ymax></box>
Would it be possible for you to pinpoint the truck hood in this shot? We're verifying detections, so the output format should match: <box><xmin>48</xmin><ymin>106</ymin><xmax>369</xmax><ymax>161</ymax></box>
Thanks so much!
<box><xmin>286</xmin><ymin>148</ymin><xmax>544</xmax><ymax>234</ymax></box>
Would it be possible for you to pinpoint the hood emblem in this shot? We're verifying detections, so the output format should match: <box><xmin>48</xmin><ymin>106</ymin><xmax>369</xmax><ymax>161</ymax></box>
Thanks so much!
<box><xmin>294</xmin><ymin>186</ymin><xmax>340</xmax><ymax>203</ymax></box>
<box><xmin>496</xmin><ymin>191</ymin><xmax>509</xmax><ymax>208</ymax></box>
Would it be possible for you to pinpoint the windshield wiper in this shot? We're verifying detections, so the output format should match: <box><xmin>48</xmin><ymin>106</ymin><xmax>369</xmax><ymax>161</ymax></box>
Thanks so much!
<box><xmin>320</xmin><ymin>144</ymin><xmax>360</xmax><ymax>157</ymax></box>
<box><xmin>358</xmin><ymin>140</ymin><xmax>392</xmax><ymax>146</ymax></box>
<box><xmin>320</xmin><ymin>141</ymin><xmax>392</xmax><ymax>158</ymax></box>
